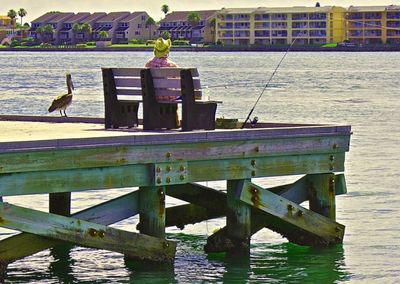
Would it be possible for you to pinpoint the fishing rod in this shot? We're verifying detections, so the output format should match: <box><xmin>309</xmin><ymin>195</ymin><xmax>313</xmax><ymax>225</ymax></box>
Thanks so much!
<box><xmin>241</xmin><ymin>36</ymin><xmax>299</xmax><ymax>129</ymax></box>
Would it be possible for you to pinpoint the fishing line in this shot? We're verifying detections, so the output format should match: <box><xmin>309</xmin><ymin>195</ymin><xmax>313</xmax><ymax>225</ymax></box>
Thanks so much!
<box><xmin>241</xmin><ymin>35</ymin><xmax>299</xmax><ymax>129</ymax></box>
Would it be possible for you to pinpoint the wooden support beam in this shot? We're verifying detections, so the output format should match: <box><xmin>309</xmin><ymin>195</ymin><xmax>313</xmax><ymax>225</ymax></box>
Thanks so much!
<box><xmin>0</xmin><ymin>202</ymin><xmax>175</xmax><ymax>262</ymax></box>
<box><xmin>49</xmin><ymin>192</ymin><xmax>71</xmax><ymax>216</ymax></box>
<box><xmin>139</xmin><ymin>186</ymin><xmax>166</xmax><ymax>239</ymax></box>
<box><xmin>0</xmin><ymin>191</ymin><xmax>139</xmax><ymax>263</ymax></box>
<box><xmin>165</xmin><ymin>204</ymin><xmax>223</xmax><ymax>229</ymax></box>
<box><xmin>0</xmin><ymin>153</ymin><xmax>345</xmax><ymax>197</ymax></box>
<box><xmin>307</xmin><ymin>174</ymin><xmax>337</xmax><ymax>220</ymax></box>
<box><xmin>240</xmin><ymin>180</ymin><xmax>344</xmax><ymax>245</ymax></box>
<box><xmin>226</xmin><ymin>180</ymin><xmax>251</xmax><ymax>255</ymax></box>
<box><xmin>205</xmin><ymin>174</ymin><xmax>347</xmax><ymax>252</ymax></box>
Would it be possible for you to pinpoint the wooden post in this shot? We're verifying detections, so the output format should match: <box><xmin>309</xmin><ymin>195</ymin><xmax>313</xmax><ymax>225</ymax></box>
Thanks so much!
<box><xmin>226</xmin><ymin>180</ymin><xmax>251</xmax><ymax>255</ymax></box>
<box><xmin>139</xmin><ymin>186</ymin><xmax>166</xmax><ymax>239</ymax></box>
<box><xmin>308</xmin><ymin>174</ymin><xmax>336</xmax><ymax>220</ymax></box>
<box><xmin>49</xmin><ymin>192</ymin><xmax>71</xmax><ymax>216</ymax></box>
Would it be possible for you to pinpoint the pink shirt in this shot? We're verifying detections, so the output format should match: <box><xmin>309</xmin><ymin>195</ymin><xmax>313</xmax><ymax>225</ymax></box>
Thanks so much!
<box><xmin>145</xmin><ymin>57</ymin><xmax>178</xmax><ymax>68</ymax></box>
<box><xmin>145</xmin><ymin>56</ymin><xmax>179</xmax><ymax>101</ymax></box>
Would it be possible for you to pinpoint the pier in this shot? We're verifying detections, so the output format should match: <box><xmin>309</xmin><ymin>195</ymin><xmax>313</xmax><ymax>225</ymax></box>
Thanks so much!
<box><xmin>0</xmin><ymin>116</ymin><xmax>351</xmax><ymax>266</ymax></box>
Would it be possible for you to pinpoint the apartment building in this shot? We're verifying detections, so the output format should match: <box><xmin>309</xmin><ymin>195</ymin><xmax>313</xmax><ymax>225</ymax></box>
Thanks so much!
<box><xmin>0</xmin><ymin>16</ymin><xmax>16</xmax><ymax>44</ymax></box>
<box><xmin>30</xmin><ymin>11</ymin><xmax>154</xmax><ymax>44</ymax></box>
<box><xmin>158</xmin><ymin>10</ymin><xmax>217</xmax><ymax>43</ymax></box>
<box><xmin>346</xmin><ymin>5</ymin><xmax>400</xmax><ymax>45</ymax></box>
<box><xmin>113</xmin><ymin>11</ymin><xmax>157</xmax><ymax>43</ymax></box>
<box><xmin>216</xmin><ymin>6</ymin><xmax>346</xmax><ymax>45</ymax></box>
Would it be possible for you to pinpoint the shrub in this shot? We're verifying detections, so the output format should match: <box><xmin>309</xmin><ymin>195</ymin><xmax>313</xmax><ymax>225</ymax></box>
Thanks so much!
<box><xmin>76</xmin><ymin>43</ymin><xmax>86</xmax><ymax>48</ymax></box>
<box><xmin>40</xmin><ymin>42</ymin><xmax>52</xmax><ymax>48</ymax></box>
<box><xmin>10</xmin><ymin>39</ymin><xmax>20</xmax><ymax>47</ymax></box>
<box><xmin>172</xmin><ymin>40</ymin><xmax>190</xmax><ymax>46</ymax></box>
<box><xmin>129</xmin><ymin>38</ymin><xmax>145</xmax><ymax>44</ymax></box>
<box><xmin>86</xmin><ymin>41</ymin><xmax>96</xmax><ymax>46</ymax></box>
<box><xmin>146</xmin><ymin>40</ymin><xmax>155</xmax><ymax>45</ymax></box>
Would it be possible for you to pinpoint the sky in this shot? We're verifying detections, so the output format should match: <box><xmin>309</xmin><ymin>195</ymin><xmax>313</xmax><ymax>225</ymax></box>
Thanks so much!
<box><xmin>1</xmin><ymin>0</ymin><xmax>397</xmax><ymax>23</ymax></box>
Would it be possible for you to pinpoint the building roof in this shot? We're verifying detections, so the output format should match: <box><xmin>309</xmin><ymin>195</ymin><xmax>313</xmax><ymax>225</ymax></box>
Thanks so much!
<box><xmin>81</xmin><ymin>12</ymin><xmax>107</xmax><ymax>23</ymax></box>
<box><xmin>31</xmin><ymin>12</ymin><xmax>61</xmax><ymax>23</ymax></box>
<box><xmin>346</xmin><ymin>5</ymin><xmax>400</xmax><ymax>12</ymax></box>
<box><xmin>64</xmin><ymin>12</ymin><xmax>91</xmax><ymax>23</ymax></box>
<box><xmin>48</xmin><ymin>12</ymin><xmax>75</xmax><ymax>23</ymax></box>
<box><xmin>120</xmin><ymin>11</ymin><xmax>147</xmax><ymax>22</ymax></box>
<box><xmin>161</xmin><ymin>10</ymin><xmax>218</xmax><ymax>22</ymax></box>
<box><xmin>96</xmin><ymin>12</ymin><xmax>131</xmax><ymax>22</ymax></box>
<box><xmin>0</xmin><ymin>16</ymin><xmax>11</xmax><ymax>20</ymax></box>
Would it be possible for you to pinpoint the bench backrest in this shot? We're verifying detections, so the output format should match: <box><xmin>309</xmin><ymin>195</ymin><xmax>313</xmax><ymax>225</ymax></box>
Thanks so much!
<box><xmin>104</xmin><ymin>67</ymin><xmax>202</xmax><ymax>101</ymax></box>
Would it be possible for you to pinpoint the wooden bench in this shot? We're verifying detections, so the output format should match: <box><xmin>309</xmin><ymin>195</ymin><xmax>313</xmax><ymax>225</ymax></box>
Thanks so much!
<box><xmin>102</xmin><ymin>67</ymin><xmax>219</xmax><ymax>131</ymax></box>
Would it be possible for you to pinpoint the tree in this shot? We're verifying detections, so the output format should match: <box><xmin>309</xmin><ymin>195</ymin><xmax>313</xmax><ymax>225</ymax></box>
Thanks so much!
<box><xmin>146</xmin><ymin>17</ymin><xmax>156</xmax><ymax>40</ymax></box>
<box><xmin>18</xmin><ymin>8</ymin><xmax>27</xmax><ymax>26</ymax></box>
<box><xmin>161</xmin><ymin>4</ymin><xmax>169</xmax><ymax>17</ymax></box>
<box><xmin>161</xmin><ymin>31</ymin><xmax>170</xmax><ymax>40</ymax></box>
<box><xmin>37</xmin><ymin>24</ymin><xmax>54</xmax><ymax>43</ymax></box>
<box><xmin>315</xmin><ymin>2</ymin><xmax>321</xmax><ymax>7</ymax></box>
<box><xmin>98</xmin><ymin>31</ymin><xmax>109</xmax><ymax>41</ymax></box>
<box><xmin>187</xmin><ymin>11</ymin><xmax>200</xmax><ymax>27</ymax></box>
<box><xmin>7</xmin><ymin>9</ymin><xmax>17</xmax><ymax>33</ymax></box>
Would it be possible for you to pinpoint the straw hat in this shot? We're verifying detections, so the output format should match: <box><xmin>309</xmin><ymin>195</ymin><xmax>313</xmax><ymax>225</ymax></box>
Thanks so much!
<box><xmin>154</xmin><ymin>38</ymin><xmax>172</xmax><ymax>58</ymax></box>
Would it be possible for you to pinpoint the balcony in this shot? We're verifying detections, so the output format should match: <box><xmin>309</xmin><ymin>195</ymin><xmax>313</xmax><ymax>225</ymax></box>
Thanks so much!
<box><xmin>309</xmin><ymin>22</ymin><xmax>327</xmax><ymax>29</ymax></box>
<box><xmin>218</xmin><ymin>23</ymin><xmax>233</xmax><ymax>29</ymax></box>
<box><xmin>271</xmin><ymin>23</ymin><xmax>287</xmax><ymax>29</ymax></box>
<box><xmin>271</xmin><ymin>14</ymin><xmax>288</xmax><ymax>21</ymax></box>
<box><xmin>254</xmin><ymin>14</ymin><xmax>269</xmax><ymax>21</ymax></box>
<box><xmin>309</xmin><ymin>13</ymin><xmax>327</xmax><ymax>20</ymax></box>
<box><xmin>386</xmin><ymin>21</ymin><xmax>400</xmax><ymax>28</ymax></box>
<box><xmin>233</xmin><ymin>15</ymin><xmax>250</xmax><ymax>21</ymax></box>
<box><xmin>292</xmin><ymin>22</ymin><xmax>308</xmax><ymax>29</ymax></box>
<box><xmin>348</xmin><ymin>31</ymin><xmax>363</xmax><ymax>37</ymax></box>
<box><xmin>346</xmin><ymin>13</ymin><xmax>362</xmax><ymax>20</ymax></box>
<box><xmin>387</xmin><ymin>12</ymin><xmax>400</xmax><ymax>19</ymax></box>
<box><xmin>364</xmin><ymin>13</ymin><xmax>381</xmax><ymax>19</ymax></box>
<box><xmin>387</xmin><ymin>30</ymin><xmax>400</xmax><ymax>37</ymax></box>
<box><xmin>309</xmin><ymin>30</ymin><xmax>326</xmax><ymax>37</ymax></box>
<box><xmin>255</xmin><ymin>23</ymin><xmax>270</xmax><ymax>29</ymax></box>
<box><xmin>234</xmin><ymin>31</ymin><xmax>250</xmax><ymax>38</ymax></box>
<box><xmin>292</xmin><ymin>31</ymin><xmax>308</xmax><ymax>37</ymax></box>
<box><xmin>292</xmin><ymin>14</ymin><xmax>308</xmax><ymax>21</ymax></box>
<box><xmin>271</xmin><ymin>30</ymin><xmax>288</xmax><ymax>37</ymax></box>
<box><xmin>234</xmin><ymin>23</ymin><xmax>250</xmax><ymax>29</ymax></box>
<box><xmin>254</xmin><ymin>31</ymin><xmax>270</xmax><ymax>37</ymax></box>
<box><xmin>364</xmin><ymin>30</ymin><xmax>382</xmax><ymax>37</ymax></box>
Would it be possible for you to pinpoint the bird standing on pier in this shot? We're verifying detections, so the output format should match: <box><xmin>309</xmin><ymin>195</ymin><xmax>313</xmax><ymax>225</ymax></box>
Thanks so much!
<box><xmin>48</xmin><ymin>73</ymin><xmax>74</xmax><ymax>117</ymax></box>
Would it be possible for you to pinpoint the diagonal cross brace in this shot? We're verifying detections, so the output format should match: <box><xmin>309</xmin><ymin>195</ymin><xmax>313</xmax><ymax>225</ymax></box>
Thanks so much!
<box><xmin>0</xmin><ymin>201</ymin><xmax>175</xmax><ymax>262</ymax></box>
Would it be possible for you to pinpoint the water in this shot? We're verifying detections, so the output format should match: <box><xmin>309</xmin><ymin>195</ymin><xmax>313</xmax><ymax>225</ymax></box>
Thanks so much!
<box><xmin>0</xmin><ymin>51</ymin><xmax>399</xmax><ymax>283</ymax></box>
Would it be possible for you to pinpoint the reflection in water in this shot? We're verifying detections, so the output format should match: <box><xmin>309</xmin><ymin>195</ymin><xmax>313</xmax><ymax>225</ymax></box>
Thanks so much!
<box><xmin>48</xmin><ymin>243</ymin><xmax>77</xmax><ymax>284</ymax></box>
<box><xmin>2</xmin><ymin>235</ymin><xmax>350</xmax><ymax>283</ymax></box>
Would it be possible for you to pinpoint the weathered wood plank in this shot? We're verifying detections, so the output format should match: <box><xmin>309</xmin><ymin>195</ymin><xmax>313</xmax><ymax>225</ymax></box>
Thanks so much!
<box><xmin>239</xmin><ymin>180</ymin><xmax>344</xmax><ymax>243</ymax></box>
<box><xmin>308</xmin><ymin>174</ymin><xmax>336</xmax><ymax>220</ymax></box>
<box><xmin>0</xmin><ymin>191</ymin><xmax>139</xmax><ymax>263</ymax></box>
<box><xmin>0</xmin><ymin>154</ymin><xmax>344</xmax><ymax>196</ymax></box>
<box><xmin>165</xmin><ymin>204</ymin><xmax>223</xmax><ymax>229</ymax></box>
<box><xmin>49</xmin><ymin>192</ymin><xmax>71</xmax><ymax>216</ymax></box>
<box><xmin>0</xmin><ymin>135</ymin><xmax>350</xmax><ymax>174</ymax></box>
<box><xmin>139</xmin><ymin>186</ymin><xmax>166</xmax><ymax>239</ymax></box>
<box><xmin>110</xmin><ymin>68</ymin><xmax>142</xmax><ymax>77</ymax></box>
<box><xmin>226</xmin><ymin>180</ymin><xmax>251</xmax><ymax>254</ymax></box>
<box><xmin>0</xmin><ymin>202</ymin><xmax>175</xmax><ymax>262</ymax></box>
<box><xmin>150</xmin><ymin>68</ymin><xmax>198</xmax><ymax>78</ymax></box>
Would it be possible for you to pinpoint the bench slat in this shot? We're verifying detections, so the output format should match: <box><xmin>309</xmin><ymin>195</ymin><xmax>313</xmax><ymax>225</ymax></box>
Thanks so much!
<box><xmin>112</xmin><ymin>68</ymin><xmax>142</xmax><ymax>77</ymax></box>
<box><xmin>153</xmin><ymin>78</ymin><xmax>201</xmax><ymax>89</ymax></box>
<box><xmin>115</xmin><ymin>78</ymin><xmax>141</xmax><ymax>88</ymax></box>
<box><xmin>150</xmin><ymin>68</ymin><xmax>199</xmax><ymax>78</ymax></box>
<box><xmin>116</xmin><ymin>89</ymin><xmax>142</xmax><ymax>96</ymax></box>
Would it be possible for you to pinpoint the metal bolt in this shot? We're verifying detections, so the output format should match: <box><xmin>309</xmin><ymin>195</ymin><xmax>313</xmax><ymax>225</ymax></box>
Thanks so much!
<box><xmin>297</xmin><ymin>210</ymin><xmax>303</xmax><ymax>217</ymax></box>
<box><xmin>166</xmin><ymin>176</ymin><xmax>171</xmax><ymax>184</ymax></box>
<box><xmin>330</xmin><ymin>155</ymin><xmax>335</xmax><ymax>161</ymax></box>
<box><xmin>251</xmin><ymin>160</ymin><xmax>256</xmax><ymax>167</ymax></box>
<box><xmin>333</xmin><ymin>144</ymin><xmax>339</xmax><ymax>149</ymax></box>
<box><xmin>254</xmin><ymin>146</ymin><xmax>260</xmax><ymax>152</ymax></box>
<box><xmin>166</xmin><ymin>165</ymin><xmax>172</xmax><ymax>172</ymax></box>
<box><xmin>156</xmin><ymin>177</ymin><xmax>162</xmax><ymax>184</ymax></box>
<box><xmin>156</xmin><ymin>167</ymin><xmax>161</xmax><ymax>173</ymax></box>
<box><xmin>330</xmin><ymin>165</ymin><xmax>334</xmax><ymax>171</ymax></box>
<box><xmin>287</xmin><ymin>204</ymin><xmax>293</xmax><ymax>211</ymax></box>
<box><xmin>166</xmin><ymin>152</ymin><xmax>172</xmax><ymax>158</ymax></box>
<box><xmin>179</xmin><ymin>175</ymin><xmax>185</xmax><ymax>181</ymax></box>
<box><xmin>98</xmin><ymin>230</ymin><xmax>105</xmax><ymax>238</ymax></box>
<box><xmin>251</xmin><ymin>170</ymin><xmax>256</xmax><ymax>177</ymax></box>
<box><xmin>251</xmin><ymin>187</ymin><xmax>258</xmax><ymax>194</ymax></box>
<box><xmin>180</xmin><ymin>165</ymin><xmax>185</xmax><ymax>171</ymax></box>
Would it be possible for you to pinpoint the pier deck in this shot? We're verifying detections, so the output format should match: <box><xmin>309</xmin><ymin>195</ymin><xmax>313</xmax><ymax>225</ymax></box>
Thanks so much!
<box><xmin>0</xmin><ymin>116</ymin><xmax>351</xmax><ymax>265</ymax></box>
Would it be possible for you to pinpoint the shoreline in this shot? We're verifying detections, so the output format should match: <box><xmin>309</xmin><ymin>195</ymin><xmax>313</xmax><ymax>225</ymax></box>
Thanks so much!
<box><xmin>2</xmin><ymin>45</ymin><xmax>400</xmax><ymax>52</ymax></box>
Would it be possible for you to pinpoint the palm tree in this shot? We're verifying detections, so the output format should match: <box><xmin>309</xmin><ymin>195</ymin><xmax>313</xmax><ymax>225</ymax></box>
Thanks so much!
<box><xmin>81</xmin><ymin>23</ymin><xmax>92</xmax><ymax>42</ymax></box>
<box><xmin>187</xmin><ymin>11</ymin><xmax>200</xmax><ymax>27</ymax></box>
<box><xmin>98</xmin><ymin>31</ymin><xmax>109</xmax><ymax>41</ymax></box>
<box><xmin>18</xmin><ymin>8</ymin><xmax>27</xmax><ymax>26</ymax></box>
<box><xmin>145</xmin><ymin>17</ymin><xmax>156</xmax><ymax>40</ymax></box>
<box><xmin>7</xmin><ymin>9</ymin><xmax>17</xmax><ymax>34</ymax></box>
<box><xmin>37</xmin><ymin>24</ymin><xmax>54</xmax><ymax>43</ymax></box>
<box><xmin>161</xmin><ymin>4</ymin><xmax>169</xmax><ymax>17</ymax></box>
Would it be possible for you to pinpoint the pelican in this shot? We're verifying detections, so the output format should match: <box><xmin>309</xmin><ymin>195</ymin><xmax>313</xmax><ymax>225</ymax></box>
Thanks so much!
<box><xmin>48</xmin><ymin>73</ymin><xmax>74</xmax><ymax>117</ymax></box>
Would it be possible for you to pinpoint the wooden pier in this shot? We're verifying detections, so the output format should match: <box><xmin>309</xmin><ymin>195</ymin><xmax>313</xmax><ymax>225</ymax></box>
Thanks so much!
<box><xmin>0</xmin><ymin>116</ymin><xmax>351</xmax><ymax>266</ymax></box>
